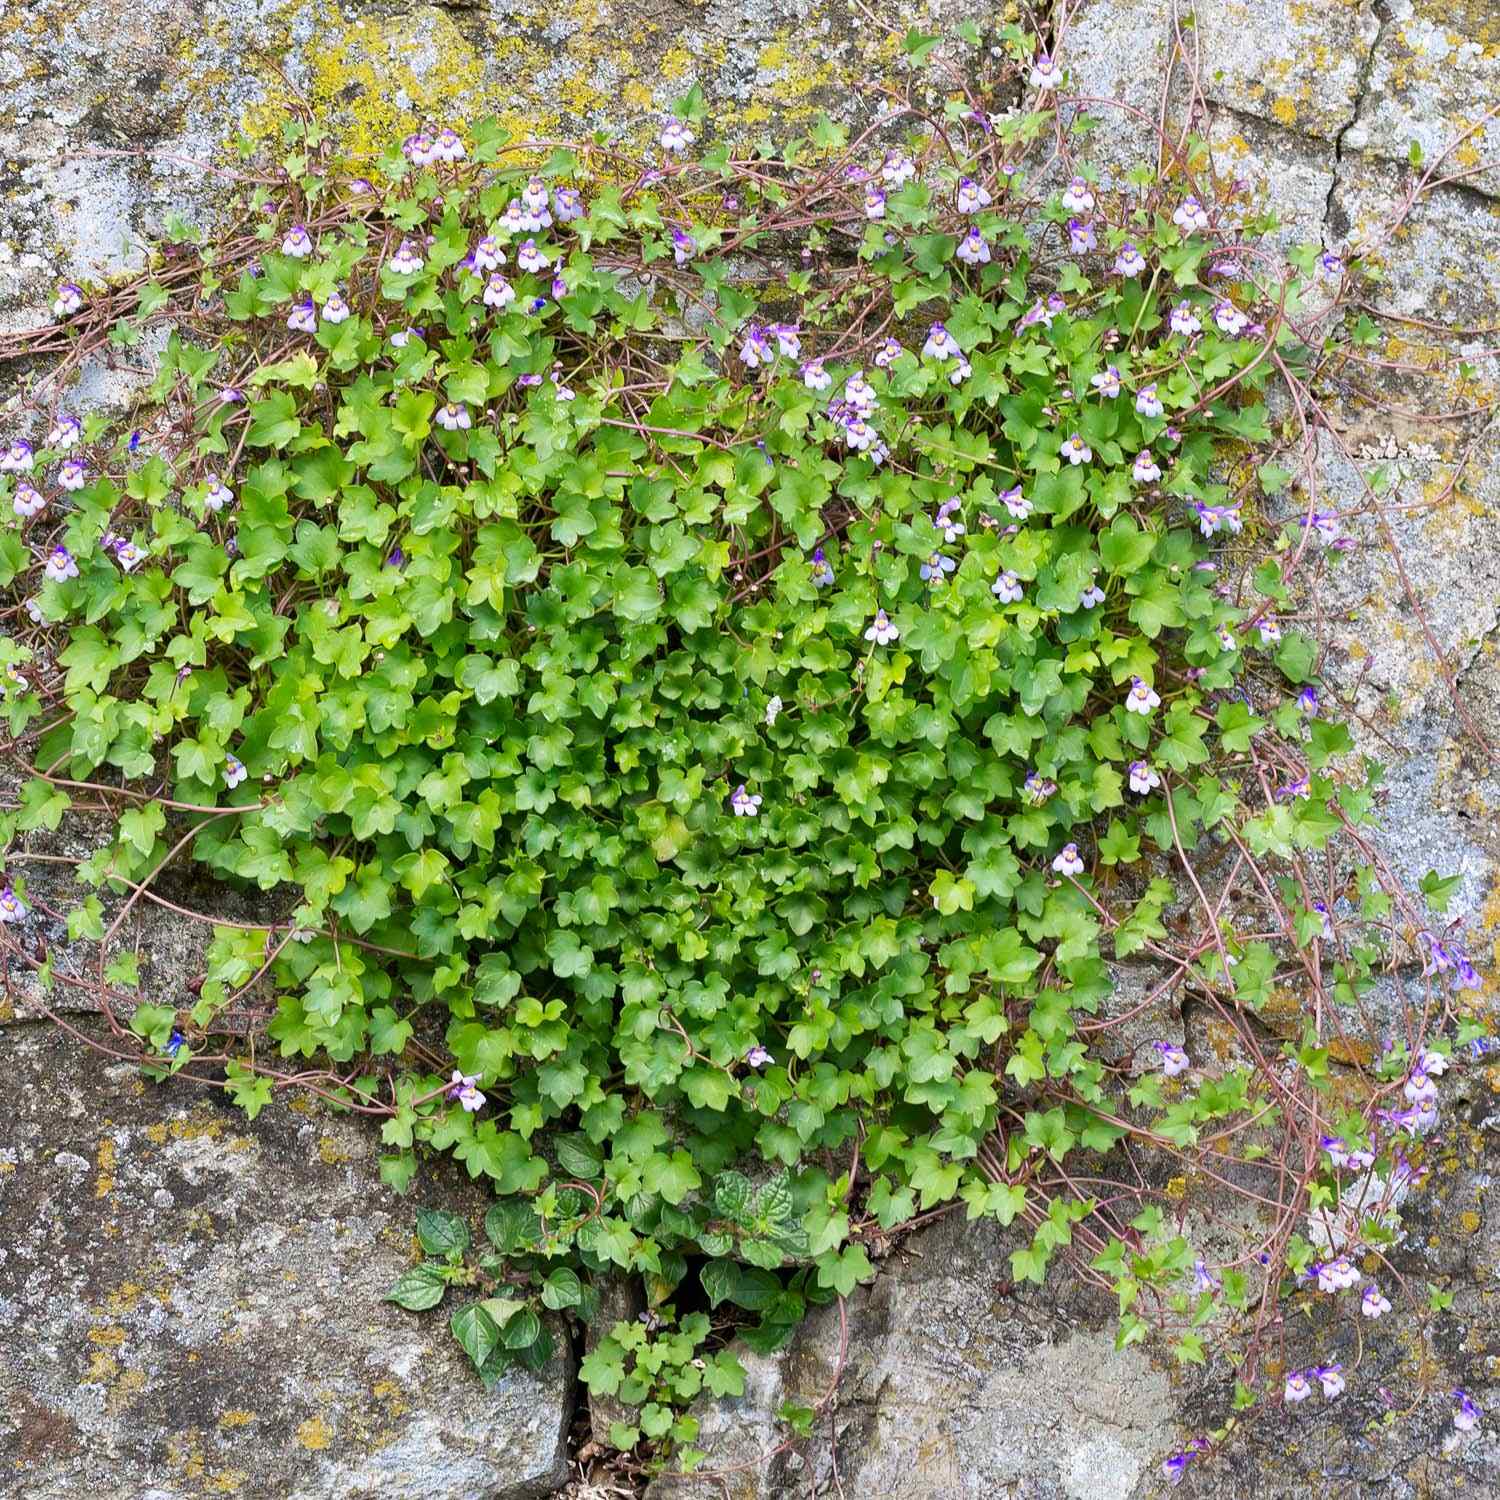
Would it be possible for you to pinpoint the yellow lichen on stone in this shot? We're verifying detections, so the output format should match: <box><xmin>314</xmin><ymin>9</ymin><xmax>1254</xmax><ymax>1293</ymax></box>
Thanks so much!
<box><xmin>218</xmin><ymin>1409</ymin><xmax>256</xmax><ymax>1428</ymax></box>
<box><xmin>296</xmin><ymin>1414</ymin><xmax>333</xmax><ymax>1450</ymax></box>
<box><xmin>94</xmin><ymin>1137</ymin><xmax>117</xmax><ymax>1198</ymax></box>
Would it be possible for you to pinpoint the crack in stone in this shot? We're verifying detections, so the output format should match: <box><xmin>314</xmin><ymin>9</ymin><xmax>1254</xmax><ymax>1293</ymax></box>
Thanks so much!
<box><xmin>1324</xmin><ymin>0</ymin><xmax>1392</xmax><ymax>239</ymax></box>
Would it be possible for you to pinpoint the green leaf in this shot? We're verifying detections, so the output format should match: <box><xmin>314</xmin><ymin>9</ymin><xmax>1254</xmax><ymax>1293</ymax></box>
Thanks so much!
<box><xmin>416</xmin><ymin>1208</ymin><xmax>471</xmax><ymax>1257</ymax></box>
<box><xmin>385</xmin><ymin>1264</ymin><xmax>447</xmax><ymax>1311</ymax></box>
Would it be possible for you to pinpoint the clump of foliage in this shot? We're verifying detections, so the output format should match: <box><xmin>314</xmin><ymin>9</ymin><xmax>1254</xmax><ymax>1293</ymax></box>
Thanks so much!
<box><xmin>1</xmin><ymin>21</ymin><xmax>1491</xmax><ymax>1481</ymax></box>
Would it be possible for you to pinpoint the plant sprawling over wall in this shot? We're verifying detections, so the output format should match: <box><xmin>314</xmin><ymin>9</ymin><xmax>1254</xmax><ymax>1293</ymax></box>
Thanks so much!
<box><xmin>1</xmin><ymin>26</ymin><xmax>1488</xmax><ymax>1473</ymax></box>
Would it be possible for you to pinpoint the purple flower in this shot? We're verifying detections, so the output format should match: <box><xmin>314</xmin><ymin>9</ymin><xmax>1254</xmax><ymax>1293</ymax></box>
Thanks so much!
<box><xmin>553</xmin><ymin>187</ymin><xmax>584</xmax><ymax>222</ymax></box>
<box><xmin>1135</xmin><ymin>383</ymin><xmax>1163</xmax><ymax>418</ymax></box>
<box><xmin>1079</xmin><ymin>583</ymin><xmax>1106</xmax><ymax>608</ymax></box>
<box><xmin>1114</xmin><ymin>242</ymin><xmax>1146</xmax><ymax>276</ymax></box>
<box><xmin>0</xmin><ymin>884</ymin><xmax>28</xmax><ymax>922</ymax></box>
<box><xmin>863</xmin><ymin>185</ymin><xmax>887</xmax><ymax>219</ymax></box>
<box><xmin>1125</xmin><ymin>677</ymin><xmax>1160</xmax><ymax>715</ymax></box>
<box><xmin>865</xmin><ymin>609</ymin><xmax>898</xmax><ymax>645</ymax></box>
<box><xmin>1319</xmin><ymin>250</ymin><xmax>1344</xmax><ymax>276</ymax></box>
<box><xmin>1213</xmin><ymin>300</ymin><xmax>1250</xmax><ymax>337</ymax></box>
<box><xmin>1169</xmin><ymin>301</ymin><xmax>1201</xmax><ymax>337</ymax></box>
<box><xmin>920</xmin><ymin>551</ymin><xmax>957</xmax><ymax>584</ymax></box>
<box><xmin>1154</xmin><ymin>1041</ymin><xmax>1189</xmax><ymax>1076</ymax></box>
<box><xmin>955</xmin><ymin>177</ymin><xmax>992</xmax><ymax>214</ymax></box>
<box><xmin>660</xmin><ymin>119</ymin><xmax>696</xmax><ymax>153</ymax></box>
<box><xmin>1090</xmin><ymin>365</ymin><xmax>1121</xmax><ymax>398</ymax></box>
<box><xmin>1052</xmin><ymin>843</ymin><xmax>1085</xmax><ymax>877</ymax></box>
<box><xmin>1173</xmin><ymin>197</ymin><xmax>1210</xmax><ymax>233</ymax></box>
<box><xmin>1128</xmin><ymin>760</ymin><xmax>1160</xmax><ymax>794</ymax></box>
<box><xmin>432</xmin><ymin>127</ymin><xmax>466</xmax><ymax>164</ymax></box>
<box><xmin>999</xmin><ymin>483</ymin><xmax>1031</xmax><ymax>520</ymax></box>
<box><xmin>46</xmin><ymin>414</ymin><xmax>82</xmax><ymax>449</ymax></box>
<box><xmin>1030</xmin><ymin>53</ymin><xmax>1063</xmax><ymax>89</ymax></box>
<box><xmin>672</xmin><ymin>227</ymin><xmax>696</xmax><ymax>265</ymax></box>
<box><xmin>1298</xmin><ymin>685</ymin><xmax>1319</xmax><ymax>714</ymax></box>
<box><xmin>1284</xmin><ymin>1370</ymin><xmax>1313</xmax><ymax>1403</ymax></box>
<box><xmin>1454</xmin><ymin>1390</ymin><xmax>1482</xmax><ymax>1433</ymax></box>
<box><xmin>44</xmin><ymin>545</ymin><xmax>79</xmax><ymax>582</ymax></box>
<box><xmin>516</xmin><ymin>239</ymin><xmax>549</xmax><ymax>274</ymax></box>
<box><xmin>12</xmin><ymin>484</ymin><xmax>45</xmax><ymax>519</ymax></box>
<box><xmin>730</xmin><ymin>783</ymin><xmax>762</xmax><ymax>818</ymax></box>
<box><xmin>287</xmin><ymin>296</ymin><xmax>317</xmax><ymax>334</ymax></box>
<box><xmin>873</xmin><ymin>337</ymin><xmax>902</xmax><ymax>368</ymax></box>
<box><xmin>389</xmin><ymin>240</ymin><xmax>424</xmax><ymax>275</ymax></box>
<box><xmin>1061</xmin><ymin>176</ymin><xmax>1095</xmax><ymax>213</ymax></box>
<box><xmin>922</xmin><ymin>322</ymin><xmax>959</xmax><ymax>360</ymax></box>
<box><xmin>957</xmin><ymin>227</ymin><xmax>991</xmax><ymax>265</ymax></box>
<box><xmin>281</xmin><ymin>225</ymin><xmax>313</xmax><ymax>258</ymax></box>
<box><xmin>740</xmin><ymin>324</ymin><xmax>774</xmax><ymax>369</ymax></box>
<box><xmin>1132</xmin><ymin>450</ymin><xmax>1161</xmax><ymax>484</ymax></box>
<box><xmin>1317</xmin><ymin>1365</ymin><xmax>1345</xmax><ymax>1398</ymax></box>
<box><xmin>484</xmin><ymin>273</ymin><xmax>516</xmax><ymax>309</ymax></box>
<box><xmin>385</xmin><ymin>546</ymin><xmax>406</xmax><ymax>569</ymax></box>
<box><xmin>991</xmin><ymin>569</ymin><xmax>1023</xmax><ymax>603</ymax></box>
<box><xmin>2</xmin><ymin>439</ymin><xmax>35</xmax><ymax>473</ymax></box>
<box><xmin>435</xmin><ymin>402</ymin><xmax>471</xmax><ymax>431</ymax></box>
<box><xmin>1059</xmin><ymin>433</ymin><xmax>1091</xmax><ymax>465</ymax></box>
<box><xmin>448</xmin><ymin>1069</ymin><xmax>486</xmax><ymax>1111</ymax></box>
<box><xmin>811</xmin><ymin>547</ymin><xmax>835</xmax><ymax>587</ymax></box>
<box><xmin>1361</xmin><ymin>1284</ymin><xmax>1391</xmax><ymax>1318</ymax></box>
<box><xmin>745</xmin><ymin>1043</ymin><xmax>773</xmax><ymax>1068</ymax></box>
<box><xmin>52</xmin><ymin>281</ymin><xmax>84</xmax><ymax>317</ymax></box>
<box><xmin>1068</xmin><ymin>219</ymin><xmax>1097</xmax><ymax>253</ymax></box>
<box><xmin>321</xmin><ymin>291</ymin><xmax>352</xmax><ymax>324</ymax></box>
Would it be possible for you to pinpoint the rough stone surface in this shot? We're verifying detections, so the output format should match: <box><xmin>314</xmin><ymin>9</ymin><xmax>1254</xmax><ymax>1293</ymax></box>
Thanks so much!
<box><xmin>646</xmin><ymin>1211</ymin><xmax>1177</xmax><ymax>1500</ymax></box>
<box><xmin>0</xmin><ymin>1021</ymin><xmax>574</xmax><ymax>1500</ymax></box>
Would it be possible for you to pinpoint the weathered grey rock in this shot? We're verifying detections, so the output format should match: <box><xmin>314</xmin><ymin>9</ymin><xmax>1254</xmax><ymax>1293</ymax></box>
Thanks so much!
<box><xmin>646</xmin><ymin>1211</ymin><xmax>1178</xmax><ymax>1500</ymax></box>
<box><xmin>0</xmin><ymin>1021</ymin><xmax>574</xmax><ymax>1499</ymax></box>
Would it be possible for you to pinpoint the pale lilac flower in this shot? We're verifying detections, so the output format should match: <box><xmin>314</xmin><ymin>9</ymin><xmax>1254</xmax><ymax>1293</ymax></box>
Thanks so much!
<box><xmin>218</xmin><ymin>386</ymin><xmax>242</xmax><ymax>404</ymax></box>
<box><xmin>483</xmin><ymin>273</ymin><xmax>516</xmax><ymax>309</ymax></box>
<box><xmin>435</xmin><ymin>402</ymin><xmax>471</xmax><ymax>431</ymax></box>
<box><xmin>472</xmin><ymin>236</ymin><xmax>504</xmax><ymax>272</ymax></box>
<box><xmin>1298</xmin><ymin>685</ymin><xmax>1320</xmax><ymax>714</ymax></box>
<box><xmin>1030</xmin><ymin>53</ymin><xmax>1063</xmax><ymax>90</ymax></box>
<box><xmin>740</xmin><ymin>324</ymin><xmax>773</xmax><ymax>369</ymax></box>
<box><xmin>745</xmin><ymin>1043</ymin><xmax>774</xmax><ymax>1068</ymax></box>
<box><xmin>671</xmin><ymin>227</ymin><xmax>696</xmax><ymax>265</ymax></box>
<box><xmin>1132</xmin><ymin>450</ymin><xmax>1162</xmax><ymax>483</ymax></box>
<box><xmin>521</xmin><ymin>175</ymin><xmax>550</xmax><ymax>220</ymax></box>
<box><xmin>843</xmin><ymin>416</ymin><xmax>878</xmax><ymax>452</ymax></box>
<box><xmin>863</xmin><ymin>185</ymin><xmax>887</xmax><ymax>220</ymax></box>
<box><xmin>933</xmin><ymin>500</ymin><xmax>965</xmax><ymax>543</ymax></box>
<box><xmin>1313</xmin><ymin>901</ymin><xmax>1334</xmax><ymax>941</ymax></box>
<box><xmin>1052</xmin><ymin>842</ymin><xmax>1085</xmax><ymax>877</ymax></box>
<box><xmin>281</xmin><ymin>225</ymin><xmax>313</xmax><ymax>258</ymax></box>
<box><xmin>12</xmin><ymin>484</ymin><xmax>45</xmax><ymax>519</ymax></box>
<box><xmin>1213</xmin><ymin>300</ymin><xmax>1250</xmax><ymax>336</ymax></box>
<box><xmin>224</xmin><ymin>753</ymin><xmax>248</xmax><ymax>789</ymax></box>
<box><xmin>389</xmin><ymin>240</ymin><xmax>424</xmax><ymax>275</ymax></box>
<box><xmin>1060</xmin><ymin>175</ymin><xmax>1094</xmax><ymax>213</ymax></box>
<box><xmin>402</xmin><ymin>131</ymin><xmax>436</xmax><ymax>166</ymax></box>
<box><xmin>1301</xmin><ymin>510</ymin><xmax>1339</xmax><ymax>545</ymax></box>
<box><xmin>948</xmin><ymin>356</ymin><xmax>971</xmax><ymax>386</ymax></box>
<box><xmin>287</xmin><ymin>297</ymin><xmax>317</xmax><ymax>333</ymax></box>
<box><xmin>844</xmin><ymin>373</ymin><xmax>877</xmax><ymax>414</ymax></box>
<box><xmin>1170</xmin><ymin>301</ymin><xmax>1201</xmax><ymax>336</ymax></box>
<box><xmin>1023</xmin><ymin>771</ymin><xmax>1056</xmax><ymax>803</ymax></box>
<box><xmin>2</xmin><ymin>440</ymin><xmax>34</xmax><ymax>473</ymax></box>
<box><xmin>1317</xmin><ymin>1365</ymin><xmax>1345</xmax><ymax>1399</ymax></box>
<box><xmin>730</xmin><ymin>783</ymin><xmax>763</xmax><ymax>818</ymax></box>
<box><xmin>1277</xmin><ymin>774</ymin><xmax>1310</xmax><ymax>801</ymax></box>
<box><xmin>1217</xmin><ymin>625</ymin><xmax>1237</xmax><ymax>651</ymax></box>
<box><xmin>865</xmin><ymin>609</ymin><xmax>899</xmax><ymax>645</ymax></box>
<box><xmin>1284</xmin><ymin>1370</ymin><xmax>1313</xmax><ymax>1403</ymax></box>
<box><xmin>1018</xmin><ymin>297</ymin><xmax>1056</xmax><ymax>331</ymax></box>
<box><xmin>1192</xmin><ymin>1260</ymin><xmax>1220</xmax><ymax>1293</ymax></box>
<box><xmin>52</xmin><ymin>281</ymin><xmax>84</xmax><ymax>317</ymax></box>
<box><xmin>1135</xmin><ymin>383</ymin><xmax>1163</xmax><ymax>418</ymax></box>
<box><xmin>801</xmin><ymin>359</ymin><xmax>831</xmax><ymax>392</ymax></box>
<box><xmin>873</xmin><ymin>337</ymin><xmax>902</xmax><ymax>368</ymax></box>
<box><xmin>1114</xmin><ymin>242</ymin><xmax>1146</xmax><ymax>276</ymax></box>
<box><xmin>811</xmin><ymin>547</ymin><xmax>834</xmax><ymax>587</ymax></box>
<box><xmin>957</xmin><ymin>227</ymin><xmax>991</xmax><ymax>265</ymax></box>
<box><xmin>1059</xmin><ymin>433</ymin><xmax>1092</xmax><ymax>465</ymax></box>
<box><xmin>516</xmin><ymin>239</ymin><xmax>549</xmax><ymax>273</ymax></box>
<box><xmin>1454</xmin><ymin>1391</ymin><xmax>1482</xmax><ymax>1433</ymax></box>
<box><xmin>882</xmin><ymin>150</ymin><xmax>916</xmax><ymax>186</ymax></box>
<box><xmin>25</xmin><ymin>597</ymin><xmax>43</xmax><ymax>624</ymax></box>
<box><xmin>321</xmin><ymin>291</ymin><xmax>351</xmax><ymax>324</ymax></box>
<box><xmin>1173</xmin><ymin>197</ymin><xmax>1210</xmax><ymax>233</ymax></box>
<box><xmin>432</xmin><ymin>127</ymin><xmax>466</xmax><ymax>163</ymax></box>
<box><xmin>772</xmin><ymin>323</ymin><xmax>801</xmax><ymax>358</ymax></box>
<box><xmin>1125</xmin><ymin>677</ymin><xmax>1160</xmax><ymax>715</ymax></box>
<box><xmin>1421</xmin><ymin>1049</ymin><xmax>1449</xmax><ymax>1076</ymax></box>
<box><xmin>204</xmin><ymin>476</ymin><xmax>234</xmax><ymax>512</ymax></box>
<box><xmin>46</xmin><ymin>414</ymin><xmax>82</xmax><ymax>449</ymax></box>
<box><xmin>1068</xmin><ymin>219</ymin><xmax>1097</xmax><ymax>253</ymax></box>
<box><xmin>1455</xmin><ymin>954</ymin><xmax>1482</xmax><ymax>990</ymax></box>
<box><xmin>922</xmin><ymin>322</ymin><xmax>959</xmax><ymax>360</ymax></box>
<box><xmin>1080</xmin><ymin>583</ymin><xmax>1106</xmax><ymax>608</ymax></box>
<box><xmin>991</xmin><ymin>570</ymin><xmax>1023</xmax><ymax>603</ymax></box>
<box><xmin>0</xmin><ymin>885</ymin><xmax>27</xmax><ymax>922</ymax></box>
<box><xmin>55</xmin><ymin>457</ymin><xmax>86</xmax><ymax>491</ymax></box>
<box><xmin>921</xmin><ymin>552</ymin><xmax>957</xmax><ymax>584</ymax></box>
<box><xmin>1091</xmin><ymin>365</ymin><xmax>1121</xmax><ymax>398</ymax></box>
<box><xmin>115</xmin><ymin>541</ymin><xmax>145</xmax><ymax>573</ymax></box>
<box><xmin>1000</xmin><ymin>484</ymin><xmax>1031</xmax><ymax>520</ymax></box>
<box><xmin>553</xmin><ymin>187</ymin><xmax>584</xmax><ymax>222</ymax></box>
<box><xmin>956</xmin><ymin>177</ymin><xmax>992</xmax><ymax>214</ymax></box>
<box><xmin>498</xmin><ymin>202</ymin><xmax>528</xmax><ymax>236</ymax></box>
<box><xmin>1318</xmin><ymin>250</ymin><xmax>1344</xmax><ymax>276</ymax></box>
<box><xmin>1257</xmin><ymin>617</ymin><xmax>1282</xmax><ymax>645</ymax></box>
<box><xmin>0</xmin><ymin>664</ymin><xmax>25</xmax><ymax>696</ymax></box>
<box><xmin>1155</xmin><ymin>1041</ymin><xmax>1189</xmax><ymax>1075</ymax></box>
<box><xmin>659</xmin><ymin>119</ymin><xmax>695</xmax><ymax>153</ymax></box>
<box><xmin>448</xmin><ymin>1070</ymin><xmax>486</xmax><ymax>1111</ymax></box>
<box><xmin>1128</xmin><ymin>760</ymin><xmax>1160</xmax><ymax>794</ymax></box>
<box><xmin>1404</xmin><ymin>1069</ymin><xmax>1437</xmax><ymax>1107</ymax></box>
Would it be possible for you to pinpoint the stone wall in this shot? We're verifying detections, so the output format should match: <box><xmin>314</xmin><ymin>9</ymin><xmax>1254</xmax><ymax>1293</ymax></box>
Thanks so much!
<box><xmin>2</xmin><ymin>2</ymin><xmax>1498</xmax><ymax>1497</ymax></box>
